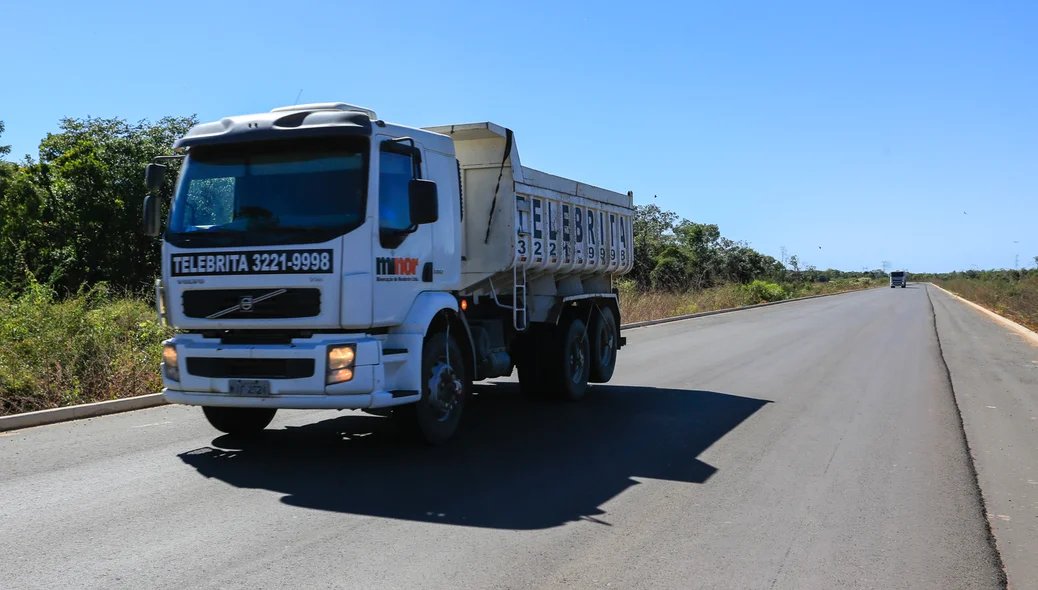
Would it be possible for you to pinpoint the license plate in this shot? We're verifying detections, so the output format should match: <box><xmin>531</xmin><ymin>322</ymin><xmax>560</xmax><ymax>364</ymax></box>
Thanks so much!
<box><xmin>229</xmin><ymin>380</ymin><xmax>271</xmax><ymax>396</ymax></box>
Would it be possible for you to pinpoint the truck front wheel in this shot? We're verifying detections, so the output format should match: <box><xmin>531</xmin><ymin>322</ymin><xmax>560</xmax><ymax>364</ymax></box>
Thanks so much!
<box><xmin>201</xmin><ymin>406</ymin><xmax>277</xmax><ymax>436</ymax></box>
<box><xmin>410</xmin><ymin>330</ymin><xmax>468</xmax><ymax>445</ymax></box>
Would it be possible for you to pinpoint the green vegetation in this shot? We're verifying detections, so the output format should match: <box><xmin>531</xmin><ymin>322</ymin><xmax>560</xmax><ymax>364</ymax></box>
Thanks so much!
<box><xmin>619</xmin><ymin>276</ymin><xmax>883</xmax><ymax>324</ymax></box>
<box><xmin>0</xmin><ymin>277</ymin><xmax>172</xmax><ymax>415</ymax></box>
<box><xmin>0</xmin><ymin>115</ymin><xmax>884</xmax><ymax>415</ymax></box>
<box><xmin>0</xmin><ymin>116</ymin><xmax>195</xmax><ymax>293</ymax></box>
<box><xmin>631</xmin><ymin>204</ymin><xmax>886</xmax><ymax>292</ymax></box>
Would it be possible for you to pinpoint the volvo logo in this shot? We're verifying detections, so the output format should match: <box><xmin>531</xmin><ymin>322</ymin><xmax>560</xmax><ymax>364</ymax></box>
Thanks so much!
<box><xmin>206</xmin><ymin>289</ymin><xmax>287</xmax><ymax>319</ymax></box>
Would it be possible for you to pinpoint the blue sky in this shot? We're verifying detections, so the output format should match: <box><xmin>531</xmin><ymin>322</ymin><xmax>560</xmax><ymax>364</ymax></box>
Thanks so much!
<box><xmin>2</xmin><ymin>0</ymin><xmax>1035</xmax><ymax>272</ymax></box>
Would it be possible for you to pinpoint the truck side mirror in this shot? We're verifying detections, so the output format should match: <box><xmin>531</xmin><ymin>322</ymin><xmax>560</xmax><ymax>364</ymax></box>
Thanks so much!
<box><xmin>143</xmin><ymin>194</ymin><xmax>162</xmax><ymax>236</ymax></box>
<box><xmin>408</xmin><ymin>179</ymin><xmax>439</xmax><ymax>225</ymax></box>
<box><xmin>145</xmin><ymin>163</ymin><xmax>167</xmax><ymax>192</ymax></box>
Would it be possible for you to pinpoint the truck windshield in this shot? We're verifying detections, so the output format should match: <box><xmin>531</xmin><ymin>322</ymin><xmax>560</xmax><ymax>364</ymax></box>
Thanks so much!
<box><xmin>891</xmin><ymin>272</ymin><xmax>905</xmax><ymax>278</ymax></box>
<box><xmin>166</xmin><ymin>138</ymin><xmax>368</xmax><ymax>247</ymax></box>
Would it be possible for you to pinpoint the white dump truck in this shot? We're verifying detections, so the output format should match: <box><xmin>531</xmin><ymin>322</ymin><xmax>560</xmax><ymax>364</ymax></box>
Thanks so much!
<box><xmin>143</xmin><ymin>102</ymin><xmax>634</xmax><ymax>443</ymax></box>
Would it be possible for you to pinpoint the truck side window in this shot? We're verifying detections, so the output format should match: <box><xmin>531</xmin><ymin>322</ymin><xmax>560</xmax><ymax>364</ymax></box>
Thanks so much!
<box><xmin>379</xmin><ymin>143</ymin><xmax>421</xmax><ymax>249</ymax></box>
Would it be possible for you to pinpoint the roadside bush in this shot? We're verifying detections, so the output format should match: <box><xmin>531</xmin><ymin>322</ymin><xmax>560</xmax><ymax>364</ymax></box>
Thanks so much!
<box><xmin>650</xmin><ymin>256</ymin><xmax>689</xmax><ymax>291</ymax></box>
<box><xmin>0</xmin><ymin>277</ymin><xmax>172</xmax><ymax>416</ymax></box>
<box><xmin>744</xmin><ymin>280</ymin><xmax>787</xmax><ymax>303</ymax></box>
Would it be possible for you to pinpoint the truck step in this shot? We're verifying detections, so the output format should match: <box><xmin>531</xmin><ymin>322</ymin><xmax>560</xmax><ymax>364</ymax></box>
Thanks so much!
<box><xmin>382</xmin><ymin>349</ymin><xmax>409</xmax><ymax>364</ymax></box>
<box><xmin>389</xmin><ymin>390</ymin><xmax>419</xmax><ymax>398</ymax></box>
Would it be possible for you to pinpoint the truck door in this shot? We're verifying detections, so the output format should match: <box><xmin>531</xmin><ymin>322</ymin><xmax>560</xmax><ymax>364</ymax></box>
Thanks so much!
<box><xmin>372</xmin><ymin>136</ymin><xmax>434</xmax><ymax>326</ymax></box>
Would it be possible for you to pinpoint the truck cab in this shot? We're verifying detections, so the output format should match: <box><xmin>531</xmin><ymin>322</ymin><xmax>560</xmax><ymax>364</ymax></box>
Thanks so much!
<box><xmin>890</xmin><ymin>271</ymin><xmax>907</xmax><ymax>288</ymax></box>
<box><xmin>143</xmin><ymin>103</ymin><xmax>633</xmax><ymax>444</ymax></box>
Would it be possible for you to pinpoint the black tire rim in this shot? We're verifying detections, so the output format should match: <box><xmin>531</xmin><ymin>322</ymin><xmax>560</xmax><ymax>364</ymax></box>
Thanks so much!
<box><xmin>568</xmin><ymin>335</ymin><xmax>587</xmax><ymax>385</ymax></box>
<box><xmin>427</xmin><ymin>359</ymin><xmax>463</xmax><ymax>422</ymax></box>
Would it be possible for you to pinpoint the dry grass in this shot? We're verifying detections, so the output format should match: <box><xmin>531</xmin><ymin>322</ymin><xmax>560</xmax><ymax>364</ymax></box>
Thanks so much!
<box><xmin>618</xmin><ymin>278</ymin><xmax>884</xmax><ymax>324</ymax></box>
<box><xmin>0</xmin><ymin>281</ymin><xmax>172</xmax><ymax>416</ymax></box>
<box><xmin>934</xmin><ymin>277</ymin><xmax>1038</xmax><ymax>332</ymax></box>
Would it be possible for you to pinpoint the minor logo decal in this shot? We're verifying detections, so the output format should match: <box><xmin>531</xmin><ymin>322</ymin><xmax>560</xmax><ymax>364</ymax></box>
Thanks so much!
<box><xmin>376</xmin><ymin>257</ymin><xmax>420</xmax><ymax>282</ymax></box>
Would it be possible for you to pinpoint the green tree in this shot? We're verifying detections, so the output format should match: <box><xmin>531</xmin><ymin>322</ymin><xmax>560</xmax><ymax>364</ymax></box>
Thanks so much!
<box><xmin>788</xmin><ymin>255</ymin><xmax>800</xmax><ymax>282</ymax></box>
<box><xmin>0</xmin><ymin>115</ymin><xmax>196</xmax><ymax>292</ymax></box>
<box><xmin>673</xmin><ymin>220</ymin><xmax>720</xmax><ymax>289</ymax></box>
<box><xmin>631</xmin><ymin>204</ymin><xmax>678</xmax><ymax>288</ymax></box>
<box><xmin>0</xmin><ymin>121</ymin><xmax>10</xmax><ymax>158</ymax></box>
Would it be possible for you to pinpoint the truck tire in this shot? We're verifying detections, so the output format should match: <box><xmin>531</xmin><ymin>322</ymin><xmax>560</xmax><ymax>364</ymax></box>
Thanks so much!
<box><xmin>411</xmin><ymin>330</ymin><xmax>468</xmax><ymax>445</ymax></box>
<box><xmin>546</xmin><ymin>315</ymin><xmax>591</xmax><ymax>402</ymax></box>
<box><xmin>202</xmin><ymin>406</ymin><xmax>277</xmax><ymax>436</ymax></box>
<box><xmin>589</xmin><ymin>305</ymin><xmax>618</xmax><ymax>383</ymax></box>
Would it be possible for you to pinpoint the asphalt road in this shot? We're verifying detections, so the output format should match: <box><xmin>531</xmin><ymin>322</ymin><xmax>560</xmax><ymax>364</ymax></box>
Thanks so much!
<box><xmin>1</xmin><ymin>285</ymin><xmax>1026</xmax><ymax>589</ymax></box>
<box><xmin>929</xmin><ymin>286</ymin><xmax>1038</xmax><ymax>588</ymax></box>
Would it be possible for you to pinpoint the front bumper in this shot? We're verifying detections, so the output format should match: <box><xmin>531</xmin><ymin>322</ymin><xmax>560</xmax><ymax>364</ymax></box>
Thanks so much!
<box><xmin>161</xmin><ymin>332</ymin><xmax>421</xmax><ymax>410</ymax></box>
<box><xmin>163</xmin><ymin>389</ymin><xmax>419</xmax><ymax>409</ymax></box>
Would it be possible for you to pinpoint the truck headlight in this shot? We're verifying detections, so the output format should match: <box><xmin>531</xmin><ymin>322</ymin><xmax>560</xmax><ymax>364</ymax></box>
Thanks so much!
<box><xmin>162</xmin><ymin>343</ymin><xmax>179</xmax><ymax>382</ymax></box>
<box><xmin>327</xmin><ymin>344</ymin><xmax>356</xmax><ymax>384</ymax></box>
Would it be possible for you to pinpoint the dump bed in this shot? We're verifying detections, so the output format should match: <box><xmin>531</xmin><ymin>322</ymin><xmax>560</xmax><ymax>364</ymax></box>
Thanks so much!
<box><xmin>424</xmin><ymin>123</ymin><xmax>634</xmax><ymax>296</ymax></box>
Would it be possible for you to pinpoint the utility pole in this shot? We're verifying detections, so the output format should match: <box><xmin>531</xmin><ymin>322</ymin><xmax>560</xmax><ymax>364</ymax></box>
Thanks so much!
<box><xmin>1015</xmin><ymin>253</ymin><xmax>1019</xmax><ymax>269</ymax></box>
<box><xmin>881</xmin><ymin>260</ymin><xmax>891</xmax><ymax>273</ymax></box>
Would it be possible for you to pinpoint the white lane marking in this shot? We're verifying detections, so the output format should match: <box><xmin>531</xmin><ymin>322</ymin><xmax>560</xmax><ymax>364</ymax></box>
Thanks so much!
<box><xmin>132</xmin><ymin>421</ymin><xmax>173</xmax><ymax>429</ymax></box>
<box><xmin>986</xmin><ymin>406</ymin><xmax>997</xmax><ymax>409</ymax></box>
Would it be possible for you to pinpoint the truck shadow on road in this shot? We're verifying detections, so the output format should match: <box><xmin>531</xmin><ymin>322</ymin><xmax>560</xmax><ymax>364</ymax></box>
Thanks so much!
<box><xmin>179</xmin><ymin>384</ymin><xmax>770</xmax><ymax>530</ymax></box>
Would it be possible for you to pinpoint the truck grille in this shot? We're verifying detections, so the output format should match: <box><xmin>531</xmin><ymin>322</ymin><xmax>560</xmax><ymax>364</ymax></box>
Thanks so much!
<box><xmin>182</xmin><ymin>289</ymin><xmax>321</xmax><ymax>319</ymax></box>
<box><xmin>186</xmin><ymin>358</ymin><xmax>315</xmax><ymax>379</ymax></box>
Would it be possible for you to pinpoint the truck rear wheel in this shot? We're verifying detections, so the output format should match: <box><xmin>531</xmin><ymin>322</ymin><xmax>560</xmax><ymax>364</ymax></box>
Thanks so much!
<box><xmin>202</xmin><ymin>406</ymin><xmax>277</xmax><ymax>436</ymax></box>
<box><xmin>411</xmin><ymin>330</ymin><xmax>468</xmax><ymax>445</ymax></box>
<box><xmin>518</xmin><ymin>317</ymin><xmax>590</xmax><ymax>402</ymax></box>
<box><xmin>589</xmin><ymin>305</ymin><xmax>618</xmax><ymax>383</ymax></box>
<box><xmin>551</xmin><ymin>316</ymin><xmax>591</xmax><ymax>401</ymax></box>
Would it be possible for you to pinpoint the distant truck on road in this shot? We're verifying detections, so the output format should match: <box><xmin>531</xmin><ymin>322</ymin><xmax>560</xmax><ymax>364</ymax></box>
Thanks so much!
<box><xmin>142</xmin><ymin>102</ymin><xmax>634</xmax><ymax>444</ymax></box>
<box><xmin>890</xmin><ymin>270</ymin><xmax>907</xmax><ymax>288</ymax></box>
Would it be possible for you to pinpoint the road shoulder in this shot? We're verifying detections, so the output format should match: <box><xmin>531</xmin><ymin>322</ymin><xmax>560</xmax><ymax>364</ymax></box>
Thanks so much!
<box><xmin>928</xmin><ymin>284</ymin><xmax>1037</xmax><ymax>588</ymax></box>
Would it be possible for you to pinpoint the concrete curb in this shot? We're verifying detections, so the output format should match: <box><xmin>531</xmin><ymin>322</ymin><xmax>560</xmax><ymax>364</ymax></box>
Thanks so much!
<box><xmin>926</xmin><ymin>283</ymin><xmax>1038</xmax><ymax>347</ymax></box>
<box><xmin>619</xmin><ymin>285</ymin><xmax>882</xmax><ymax>330</ymax></box>
<box><xmin>0</xmin><ymin>393</ymin><xmax>168</xmax><ymax>433</ymax></box>
<box><xmin>0</xmin><ymin>284</ymin><xmax>881</xmax><ymax>432</ymax></box>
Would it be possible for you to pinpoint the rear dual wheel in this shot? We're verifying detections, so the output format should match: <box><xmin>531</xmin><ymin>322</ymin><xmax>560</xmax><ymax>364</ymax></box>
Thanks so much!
<box><xmin>589</xmin><ymin>306</ymin><xmax>618</xmax><ymax>383</ymax></box>
<box><xmin>518</xmin><ymin>314</ymin><xmax>591</xmax><ymax>402</ymax></box>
